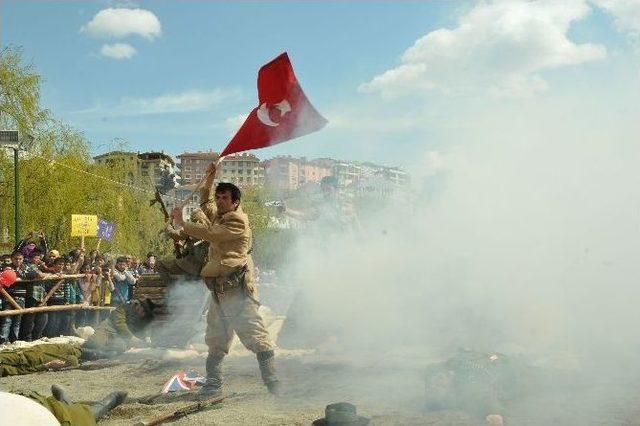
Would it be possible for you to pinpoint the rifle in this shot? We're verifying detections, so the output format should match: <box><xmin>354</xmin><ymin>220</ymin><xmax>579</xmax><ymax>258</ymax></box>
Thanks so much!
<box><xmin>133</xmin><ymin>392</ymin><xmax>234</xmax><ymax>426</ymax></box>
<box><xmin>150</xmin><ymin>188</ymin><xmax>183</xmax><ymax>258</ymax></box>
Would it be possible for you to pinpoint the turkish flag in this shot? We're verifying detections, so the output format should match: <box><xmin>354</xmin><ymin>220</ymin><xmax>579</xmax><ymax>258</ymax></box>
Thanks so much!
<box><xmin>220</xmin><ymin>52</ymin><xmax>327</xmax><ymax>157</ymax></box>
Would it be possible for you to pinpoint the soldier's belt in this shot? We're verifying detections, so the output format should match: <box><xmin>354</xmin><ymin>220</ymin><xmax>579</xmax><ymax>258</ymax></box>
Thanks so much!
<box><xmin>205</xmin><ymin>265</ymin><xmax>248</xmax><ymax>294</ymax></box>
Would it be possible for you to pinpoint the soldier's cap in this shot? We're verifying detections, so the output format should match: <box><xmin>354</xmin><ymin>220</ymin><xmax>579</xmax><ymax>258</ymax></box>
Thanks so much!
<box><xmin>313</xmin><ymin>402</ymin><xmax>370</xmax><ymax>425</ymax></box>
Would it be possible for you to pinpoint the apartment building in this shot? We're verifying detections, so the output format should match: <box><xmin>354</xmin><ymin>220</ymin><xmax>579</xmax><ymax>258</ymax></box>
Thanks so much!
<box><xmin>93</xmin><ymin>151</ymin><xmax>175</xmax><ymax>187</ymax></box>
<box><xmin>178</xmin><ymin>151</ymin><xmax>265</xmax><ymax>187</ymax></box>
<box><xmin>265</xmin><ymin>156</ymin><xmax>332</xmax><ymax>192</ymax></box>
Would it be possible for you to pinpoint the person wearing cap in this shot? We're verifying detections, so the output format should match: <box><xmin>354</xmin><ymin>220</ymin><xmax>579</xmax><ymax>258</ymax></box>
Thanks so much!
<box><xmin>171</xmin><ymin>162</ymin><xmax>280</xmax><ymax>396</ymax></box>
<box><xmin>49</xmin><ymin>249</ymin><xmax>60</xmax><ymax>259</ymax></box>
<box><xmin>0</xmin><ymin>298</ymin><xmax>156</xmax><ymax>376</ymax></box>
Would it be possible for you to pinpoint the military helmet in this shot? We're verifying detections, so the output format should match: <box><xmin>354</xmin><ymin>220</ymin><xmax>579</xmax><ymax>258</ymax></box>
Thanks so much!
<box><xmin>0</xmin><ymin>392</ymin><xmax>61</xmax><ymax>425</ymax></box>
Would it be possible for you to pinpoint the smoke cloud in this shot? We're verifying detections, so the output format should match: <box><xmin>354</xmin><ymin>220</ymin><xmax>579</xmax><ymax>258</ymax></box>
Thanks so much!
<box><xmin>273</xmin><ymin>93</ymin><xmax>640</xmax><ymax>422</ymax></box>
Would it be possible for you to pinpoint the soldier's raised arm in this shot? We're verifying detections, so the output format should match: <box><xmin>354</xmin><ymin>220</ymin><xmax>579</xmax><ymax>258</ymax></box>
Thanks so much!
<box><xmin>200</xmin><ymin>162</ymin><xmax>217</xmax><ymax>205</ymax></box>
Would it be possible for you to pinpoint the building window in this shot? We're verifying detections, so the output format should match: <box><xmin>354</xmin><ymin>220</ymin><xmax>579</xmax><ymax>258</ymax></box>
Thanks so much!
<box><xmin>196</xmin><ymin>174</ymin><xmax>202</xmax><ymax>180</ymax></box>
<box><xmin>185</xmin><ymin>174</ymin><xmax>191</xmax><ymax>179</ymax></box>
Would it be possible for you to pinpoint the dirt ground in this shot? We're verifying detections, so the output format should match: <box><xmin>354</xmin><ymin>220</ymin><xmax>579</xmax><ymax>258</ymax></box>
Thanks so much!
<box><xmin>3</xmin><ymin>343</ymin><xmax>640</xmax><ymax>426</ymax></box>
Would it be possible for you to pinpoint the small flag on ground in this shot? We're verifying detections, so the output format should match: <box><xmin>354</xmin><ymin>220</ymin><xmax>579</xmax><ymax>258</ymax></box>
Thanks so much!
<box><xmin>161</xmin><ymin>370</ymin><xmax>205</xmax><ymax>393</ymax></box>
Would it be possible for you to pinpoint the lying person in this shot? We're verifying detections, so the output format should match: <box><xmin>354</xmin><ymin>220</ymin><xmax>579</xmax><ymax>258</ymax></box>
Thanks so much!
<box><xmin>424</xmin><ymin>350</ymin><xmax>538</xmax><ymax>426</ymax></box>
<box><xmin>1</xmin><ymin>384</ymin><xmax>126</xmax><ymax>425</ymax></box>
<box><xmin>0</xmin><ymin>298</ymin><xmax>156</xmax><ymax>376</ymax></box>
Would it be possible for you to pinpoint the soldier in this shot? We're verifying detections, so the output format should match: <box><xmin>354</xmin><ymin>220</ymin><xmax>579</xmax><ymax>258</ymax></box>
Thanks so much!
<box><xmin>282</xmin><ymin>175</ymin><xmax>360</xmax><ymax>235</ymax></box>
<box><xmin>171</xmin><ymin>163</ymin><xmax>280</xmax><ymax>396</ymax></box>
<box><xmin>156</xmin><ymin>168</ymin><xmax>218</xmax><ymax>283</ymax></box>
<box><xmin>1</xmin><ymin>384</ymin><xmax>126</xmax><ymax>425</ymax></box>
<box><xmin>278</xmin><ymin>175</ymin><xmax>361</xmax><ymax>349</ymax></box>
<box><xmin>423</xmin><ymin>350</ymin><xmax>539</xmax><ymax>426</ymax></box>
<box><xmin>0</xmin><ymin>298</ymin><xmax>156</xmax><ymax>376</ymax></box>
<box><xmin>157</xmin><ymin>209</ymin><xmax>211</xmax><ymax>282</ymax></box>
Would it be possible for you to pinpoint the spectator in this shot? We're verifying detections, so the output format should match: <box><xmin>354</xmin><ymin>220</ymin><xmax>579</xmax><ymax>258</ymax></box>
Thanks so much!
<box><xmin>43</xmin><ymin>257</ymin><xmax>69</xmax><ymax>338</ymax></box>
<box><xmin>100</xmin><ymin>265</ymin><xmax>114</xmax><ymax>313</ymax></box>
<box><xmin>77</xmin><ymin>263</ymin><xmax>97</xmax><ymax>327</ymax></box>
<box><xmin>130</xmin><ymin>256</ymin><xmax>141</xmax><ymax>279</ymax></box>
<box><xmin>138</xmin><ymin>252</ymin><xmax>157</xmax><ymax>274</ymax></box>
<box><xmin>15</xmin><ymin>230</ymin><xmax>49</xmax><ymax>260</ymax></box>
<box><xmin>111</xmin><ymin>257</ymin><xmax>134</xmax><ymax>305</ymax></box>
<box><xmin>19</xmin><ymin>250</ymin><xmax>50</xmax><ymax>341</ymax></box>
<box><xmin>0</xmin><ymin>252</ymin><xmax>38</xmax><ymax>343</ymax></box>
<box><xmin>64</xmin><ymin>265</ymin><xmax>83</xmax><ymax>335</ymax></box>
<box><xmin>1</xmin><ymin>254</ymin><xmax>12</xmax><ymax>269</ymax></box>
<box><xmin>67</xmin><ymin>248</ymin><xmax>85</xmax><ymax>274</ymax></box>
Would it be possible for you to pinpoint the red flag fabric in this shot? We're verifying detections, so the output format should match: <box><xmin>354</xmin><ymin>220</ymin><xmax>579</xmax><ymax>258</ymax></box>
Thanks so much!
<box><xmin>220</xmin><ymin>52</ymin><xmax>327</xmax><ymax>157</ymax></box>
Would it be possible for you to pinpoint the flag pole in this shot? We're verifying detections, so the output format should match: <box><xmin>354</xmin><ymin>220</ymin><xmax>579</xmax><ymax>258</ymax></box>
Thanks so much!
<box><xmin>178</xmin><ymin>156</ymin><xmax>223</xmax><ymax>210</ymax></box>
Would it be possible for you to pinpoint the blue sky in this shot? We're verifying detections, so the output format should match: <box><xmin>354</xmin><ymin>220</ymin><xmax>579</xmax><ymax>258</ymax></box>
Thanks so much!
<box><xmin>2</xmin><ymin>1</ymin><xmax>639</xmax><ymax>169</ymax></box>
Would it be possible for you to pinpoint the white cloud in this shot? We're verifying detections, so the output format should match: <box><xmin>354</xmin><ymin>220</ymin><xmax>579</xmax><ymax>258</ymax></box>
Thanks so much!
<box><xmin>225</xmin><ymin>113</ymin><xmax>249</xmax><ymax>136</ymax></box>
<box><xmin>360</xmin><ymin>0</ymin><xmax>606</xmax><ymax>98</ymax></box>
<box><xmin>81</xmin><ymin>8</ymin><xmax>161</xmax><ymax>40</ymax></box>
<box><xmin>75</xmin><ymin>89</ymin><xmax>242</xmax><ymax>117</ymax></box>
<box><xmin>593</xmin><ymin>0</ymin><xmax>640</xmax><ymax>41</ymax></box>
<box><xmin>100</xmin><ymin>43</ymin><xmax>136</xmax><ymax>59</ymax></box>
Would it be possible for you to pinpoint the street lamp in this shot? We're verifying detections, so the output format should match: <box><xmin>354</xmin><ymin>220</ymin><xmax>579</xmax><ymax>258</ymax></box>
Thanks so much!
<box><xmin>0</xmin><ymin>130</ymin><xmax>34</xmax><ymax>245</ymax></box>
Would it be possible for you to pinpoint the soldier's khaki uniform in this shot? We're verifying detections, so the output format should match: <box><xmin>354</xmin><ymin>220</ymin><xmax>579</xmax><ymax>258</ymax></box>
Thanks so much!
<box><xmin>182</xmin><ymin>205</ymin><xmax>273</xmax><ymax>357</ymax></box>
<box><xmin>0</xmin><ymin>343</ymin><xmax>82</xmax><ymax>376</ymax></box>
<box><xmin>0</xmin><ymin>304</ymin><xmax>150</xmax><ymax>377</ymax></box>
<box><xmin>19</xmin><ymin>391</ymin><xmax>96</xmax><ymax>425</ymax></box>
<box><xmin>157</xmin><ymin>204</ymin><xmax>215</xmax><ymax>280</ymax></box>
<box><xmin>83</xmin><ymin>304</ymin><xmax>148</xmax><ymax>353</ymax></box>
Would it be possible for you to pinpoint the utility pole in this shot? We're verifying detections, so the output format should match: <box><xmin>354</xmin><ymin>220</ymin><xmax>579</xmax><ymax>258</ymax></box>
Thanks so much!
<box><xmin>0</xmin><ymin>130</ymin><xmax>32</xmax><ymax>245</ymax></box>
<box><xmin>13</xmin><ymin>145</ymin><xmax>19</xmax><ymax>245</ymax></box>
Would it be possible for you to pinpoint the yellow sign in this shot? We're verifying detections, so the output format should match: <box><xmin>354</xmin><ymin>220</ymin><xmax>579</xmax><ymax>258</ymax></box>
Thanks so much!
<box><xmin>71</xmin><ymin>214</ymin><xmax>98</xmax><ymax>237</ymax></box>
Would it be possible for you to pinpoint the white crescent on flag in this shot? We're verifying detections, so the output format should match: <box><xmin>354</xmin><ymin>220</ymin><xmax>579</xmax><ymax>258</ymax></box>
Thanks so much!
<box><xmin>256</xmin><ymin>99</ymin><xmax>292</xmax><ymax>127</ymax></box>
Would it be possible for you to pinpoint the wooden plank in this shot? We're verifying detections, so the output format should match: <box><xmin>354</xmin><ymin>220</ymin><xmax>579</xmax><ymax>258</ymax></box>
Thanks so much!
<box><xmin>0</xmin><ymin>304</ymin><xmax>115</xmax><ymax>317</ymax></box>
<box><xmin>38</xmin><ymin>279</ymin><xmax>65</xmax><ymax>306</ymax></box>
<box><xmin>0</xmin><ymin>287</ymin><xmax>22</xmax><ymax>310</ymax></box>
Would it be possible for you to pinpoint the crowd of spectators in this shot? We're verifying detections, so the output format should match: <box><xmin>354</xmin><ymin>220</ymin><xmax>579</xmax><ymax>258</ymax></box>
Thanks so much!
<box><xmin>0</xmin><ymin>230</ymin><xmax>158</xmax><ymax>344</ymax></box>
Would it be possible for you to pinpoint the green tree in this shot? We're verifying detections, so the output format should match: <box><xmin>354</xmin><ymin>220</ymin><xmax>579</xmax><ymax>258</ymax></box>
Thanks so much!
<box><xmin>0</xmin><ymin>46</ymin><xmax>49</xmax><ymax>134</ymax></box>
<box><xmin>0</xmin><ymin>47</ymin><xmax>170</xmax><ymax>258</ymax></box>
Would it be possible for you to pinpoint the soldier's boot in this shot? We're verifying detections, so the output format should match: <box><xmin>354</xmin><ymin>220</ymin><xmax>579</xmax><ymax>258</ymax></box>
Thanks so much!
<box><xmin>81</xmin><ymin>347</ymin><xmax>120</xmax><ymax>361</ymax></box>
<box><xmin>51</xmin><ymin>384</ymin><xmax>73</xmax><ymax>405</ymax></box>
<box><xmin>89</xmin><ymin>391</ymin><xmax>128</xmax><ymax>419</ymax></box>
<box><xmin>199</xmin><ymin>353</ymin><xmax>224</xmax><ymax>396</ymax></box>
<box><xmin>257</xmin><ymin>350</ymin><xmax>281</xmax><ymax>395</ymax></box>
